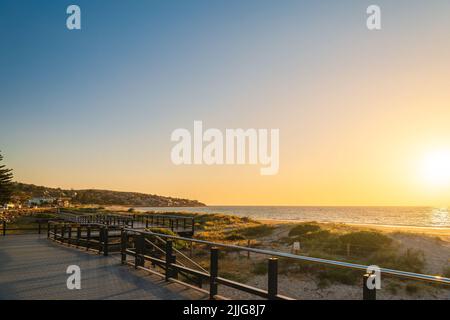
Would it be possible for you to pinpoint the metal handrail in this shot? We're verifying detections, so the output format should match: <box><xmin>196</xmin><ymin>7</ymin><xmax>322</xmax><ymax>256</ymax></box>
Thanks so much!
<box><xmin>151</xmin><ymin>234</ymin><xmax>208</xmax><ymax>273</ymax></box>
<box><xmin>124</xmin><ymin>227</ymin><xmax>450</xmax><ymax>286</ymax></box>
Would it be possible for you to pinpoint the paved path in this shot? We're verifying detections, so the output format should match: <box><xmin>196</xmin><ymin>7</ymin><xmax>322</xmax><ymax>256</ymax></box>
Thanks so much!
<box><xmin>0</xmin><ymin>234</ymin><xmax>207</xmax><ymax>300</ymax></box>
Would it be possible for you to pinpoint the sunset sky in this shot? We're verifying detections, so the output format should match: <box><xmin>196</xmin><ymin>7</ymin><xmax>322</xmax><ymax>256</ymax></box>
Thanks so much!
<box><xmin>1</xmin><ymin>0</ymin><xmax>449</xmax><ymax>206</ymax></box>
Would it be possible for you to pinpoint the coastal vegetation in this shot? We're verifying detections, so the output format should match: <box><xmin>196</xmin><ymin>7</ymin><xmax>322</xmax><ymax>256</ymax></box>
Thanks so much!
<box><xmin>443</xmin><ymin>267</ymin><xmax>450</xmax><ymax>278</ymax></box>
<box><xmin>142</xmin><ymin>214</ymin><xmax>442</xmax><ymax>297</ymax></box>
<box><xmin>1</xmin><ymin>211</ymin><xmax>58</xmax><ymax>234</ymax></box>
<box><xmin>10</xmin><ymin>182</ymin><xmax>205</xmax><ymax>207</ymax></box>
<box><xmin>131</xmin><ymin>211</ymin><xmax>442</xmax><ymax>295</ymax></box>
<box><xmin>3</xmin><ymin>207</ymin><xmax>448</xmax><ymax>299</ymax></box>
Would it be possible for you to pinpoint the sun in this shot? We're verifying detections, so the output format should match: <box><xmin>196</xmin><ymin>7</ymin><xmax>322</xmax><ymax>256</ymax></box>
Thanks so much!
<box><xmin>421</xmin><ymin>149</ymin><xmax>450</xmax><ymax>187</ymax></box>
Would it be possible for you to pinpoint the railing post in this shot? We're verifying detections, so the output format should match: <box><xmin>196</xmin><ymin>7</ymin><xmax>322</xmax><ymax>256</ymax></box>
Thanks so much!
<box><xmin>47</xmin><ymin>222</ymin><xmax>50</xmax><ymax>238</ymax></box>
<box><xmin>53</xmin><ymin>224</ymin><xmax>57</xmax><ymax>240</ymax></box>
<box><xmin>98</xmin><ymin>226</ymin><xmax>104</xmax><ymax>254</ymax></box>
<box><xmin>68</xmin><ymin>226</ymin><xmax>72</xmax><ymax>245</ymax></box>
<box><xmin>210</xmin><ymin>247</ymin><xmax>219</xmax><ymax>299</ymax></box>
<box><xmin>103</xmin><ymin>226</ymin><xmax>109</xmax><ymax>256</ymax></box>
<box><xmin>3</xmin><ymin>220</ymin><xmax>6</xmax><ymax>236</ymax></box>
<box><xmin>121</xmin><ymin>230</ymin><xmax>128</xmax><ymax>264</ymax></box>
<box><xmin>134</xmin><ymin>233</ymin><xmax>145</xmax><ymax>268</ymax></box>
<box><xmin>145</xmin><ymin>218</ymin><xmax>149</xmax><ymax>228</ymax></box>
<box><xmin>268</xmin><ymin>258</ymin><xmax>278</xmax><ymax>300</ymax></box>
<box><xmin>61</xmin><ymin>225</ymin><xmax>66</xmax><ymax>243</ymax></box>
<box><xmin>170</xmin><ymin>254</ymin><xmax>178</xmax><ymax>279</ymax></box>
<box><xmin>165</xmin><ymin>239</ymin><xmax>173</xmax><ymax>281</ymax></box>
<box><xmin>77</xmin><ymin>226</ymin><xmax>81</xmax><ymax>247</ymax></box>
<box><xmin>86</xmin><ymin>226</ymin><xmax>91</xmax><ymax>250</ymax></box>
<box><xmin>192</xmin><ymin>218</ymin><xmax>195</xmax><ymax>234</ymax></box>
<box><xmin>363</xmin><ymin>273</ymin><xmax>377</xmax><ymax>300</ymax></box>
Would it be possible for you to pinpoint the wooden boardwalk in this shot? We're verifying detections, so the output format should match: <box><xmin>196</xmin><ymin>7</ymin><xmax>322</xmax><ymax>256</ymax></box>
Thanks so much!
<box><xmin>0</xmin><ymin>234</ymin><xmax>207</xmax><ymax>300</ymax></box>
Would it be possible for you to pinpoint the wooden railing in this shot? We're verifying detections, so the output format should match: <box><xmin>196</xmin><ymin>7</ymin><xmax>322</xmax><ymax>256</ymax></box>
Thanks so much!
<box><xmin>1</xmin><ymin>219</ymin><xmax>60</xmax><ymax>236</ymax></box>
<box><xmin>66</xmin><ymin>213</ymin><xmax>134</xmax><ymax>228</ymax></box>
<box><xmin>47</xmin><ymin>221</ymin><xmax>122</xmax><ymax>255</ymax></box>
<box><xmin>59</xmin><ymin>210</ymin><xmax>195</xmax><ymax>236</ymax></box>
<box><xmin>45</xmin><ymin>220</ymin><xmax>450</xmax><ymax>300</ymax></box>
<box><xmin>138</xmin><ymin>214</ymin><xmax>195</xmax><ymax>236</ymax></box>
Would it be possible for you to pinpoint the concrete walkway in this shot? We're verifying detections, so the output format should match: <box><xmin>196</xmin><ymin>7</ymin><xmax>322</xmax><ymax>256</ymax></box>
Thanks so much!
<box><xmin>0</xmin><ymin>234</ymin><xmax>207</xmax><ymax>300</ymax></box>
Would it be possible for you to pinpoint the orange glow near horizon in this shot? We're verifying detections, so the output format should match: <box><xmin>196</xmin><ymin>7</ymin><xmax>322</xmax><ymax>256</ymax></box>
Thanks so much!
<box><xmin>3</xmin><ymin>2</ymin><xmax>450</xmax><ymax>207</ymax></box>
<box><xmin>9</xmin><ymin>73</ymin><xmax>450</xmax><ymax>206</ymax></box>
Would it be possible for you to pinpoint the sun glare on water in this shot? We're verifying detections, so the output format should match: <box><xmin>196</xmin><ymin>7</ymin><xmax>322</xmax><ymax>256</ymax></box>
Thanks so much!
<box><xmin>421</xmin><ymin>149</ymin><xmax>450</xmax><ymax>187</ymax></box>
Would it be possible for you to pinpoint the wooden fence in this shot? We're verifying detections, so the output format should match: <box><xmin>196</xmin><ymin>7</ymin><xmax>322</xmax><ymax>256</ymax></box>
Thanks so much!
<box><xmin>44</xmin><ymin>220</ymin><xmax>450</xmax><ymax>300</ymax></box>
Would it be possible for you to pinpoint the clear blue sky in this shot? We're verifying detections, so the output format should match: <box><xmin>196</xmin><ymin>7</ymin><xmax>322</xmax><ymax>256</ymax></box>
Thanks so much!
<box><xmin>1</xmin><ymin>1</ymin><xmax>450</xmax><ymax>205</ymax></box>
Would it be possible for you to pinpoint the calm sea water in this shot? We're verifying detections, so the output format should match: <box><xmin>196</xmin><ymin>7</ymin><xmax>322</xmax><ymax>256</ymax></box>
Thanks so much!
<box><xmin>133</xmin><ymin>206</ymin><xmax>450</xmax><ymax>228</ymax></box>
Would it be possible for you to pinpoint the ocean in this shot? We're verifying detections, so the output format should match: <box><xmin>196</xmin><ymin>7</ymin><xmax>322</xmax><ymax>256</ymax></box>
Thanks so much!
<box><xmin>133</xmin><ymin>206</ymin><xmax>450</xmax><ymax>228</ymax></box>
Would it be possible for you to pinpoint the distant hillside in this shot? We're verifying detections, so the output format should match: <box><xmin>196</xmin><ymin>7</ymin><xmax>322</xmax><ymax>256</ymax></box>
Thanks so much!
<box><xmin>11</xmin><ymin>182</ymin><xmax>206</xmax><ymax>207</ymax></box>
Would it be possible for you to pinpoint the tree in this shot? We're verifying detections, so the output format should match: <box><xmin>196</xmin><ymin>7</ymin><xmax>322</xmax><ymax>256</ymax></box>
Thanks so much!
<box><xmin>0</xmin><ymin>151</ymin><xmax>14</xmax><ymax>205</ymax></box>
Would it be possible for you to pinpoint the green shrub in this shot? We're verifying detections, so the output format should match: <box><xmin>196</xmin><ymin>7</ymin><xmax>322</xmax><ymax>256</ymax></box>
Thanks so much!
<box><xmin>386</xmin><ymin>282</ymin><xmax>400</xmax><ymax>295</ymax></box>
<box><xmin>194</xmin><ymin>213</ymin><xmax>256</xmax><ymax>231</ymax></box>
<box><xmin>148</xmin><ymin>227</ymin><xmax>177</xmax><ymax>236</ymax></box>
<box><xmin>405</xmin><ymin>283</ymin><xmax>419</xmax><ymax>295</ymax></box>
<box><xmin>239</xmin><ymin>225</ymin><xmax>274</xmax><ymax>238</ymax></box>
<box><xmin>317</xmin><ymin>268</ymin><xmax>359</xmax><ymax>286</ymax></box>
<box><xmin>369</xmin><ymin>248</ymin><xmax>425</xmax><ymax>273</ymax></box>
<box><xmin>33</xmin><ymin>213</ymin><xmax>58</xmax><ymax>219</ymax></box>
<box><xmin>367</xmin><ymin>250</ymin><xmax>397</xmax><ymax>266</ymax></box>
<box><xmin>252</xmin><ymin>261</ymin><xmax>268</xmax><ymax>275</ymax></box>
<box><xmin>338</xmin><ymin>231</ymin><xmax>392</xmax><ymax>255</ymax></box>
<box><xmin>395</xmin><ymin>249</ymin><xmax>425</xmax><ymax>273</ymax></box>
<box><xmin>288</xmin><ymin>223</ymin><xmax>321</xmax><ymax>237</ymax></box>
<box><xmin>304</xmin><ymin>230</ymin><xmax>337</xmax><ymax>246</ymax></box>
<box><xmin>289</xmin><ymin>230</ymin><xmax>340</xmax><ymax>254</ymax></box>
<box><xmin>145</xmin><ymin>227</ymin><xmax>188</xmax><ymax>249</ymax></box>
<box><xmin>224</xmin><ymin>233</ymin><xmax>246</xmax><ymax>241</ymax></box>
<box><xmin>68</xmin><ymin>207</ymin><xmax>104</xmax><ymax>214</ymax></box>
<box><xmin>442</xmin><ymin>267</ymin><xmax>450</xmax><ymax>278</ymax></box>
<box><xmin>220</xmin><ymin>271</ymin><xmax>248</xmax><ymax>283</ymax></box>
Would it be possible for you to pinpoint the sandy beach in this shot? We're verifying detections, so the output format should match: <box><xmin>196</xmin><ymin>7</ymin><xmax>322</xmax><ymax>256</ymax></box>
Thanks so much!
<box><xmin>258</xmin><ymin>218</ymin><xmax>450</xmax><ymax>238</ymax></box>
<box><xmin>222</xmin><ymin>219</ymin><xmax>450</xmax><ymax>299</ymax></box>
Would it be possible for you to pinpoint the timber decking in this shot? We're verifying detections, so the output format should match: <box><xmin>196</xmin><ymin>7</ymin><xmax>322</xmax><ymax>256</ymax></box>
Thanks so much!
<box><xmin>0</xmin><ymin>234</ymin><xmax>207</xmax><ymax>300</ymax></box>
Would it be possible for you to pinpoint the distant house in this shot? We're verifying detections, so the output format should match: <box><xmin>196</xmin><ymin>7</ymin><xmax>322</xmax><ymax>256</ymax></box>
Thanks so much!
<box><xmin>28</xmin><ymin>197</ymin><xmax>55</xmax><ymax>207</ymax></box>
<box><xmin>2</xmin><ymin>203</ymin><xmax>15</xmax><ymax>210</ymax></box>
<box><xmin>56</xmin><ymin>197</ymin><xmax>71</xmax><ymax>208</ymax></box>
